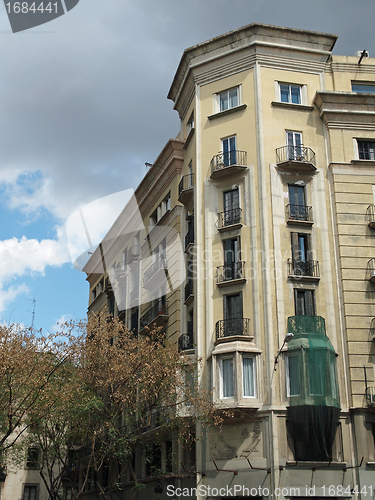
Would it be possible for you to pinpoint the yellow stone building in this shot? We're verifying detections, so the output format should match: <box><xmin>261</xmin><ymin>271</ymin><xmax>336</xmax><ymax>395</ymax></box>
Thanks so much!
<box><xmin>83</xmin><ymin>23</ymin><xmax>375</xmax><ymax>500</ymax></box>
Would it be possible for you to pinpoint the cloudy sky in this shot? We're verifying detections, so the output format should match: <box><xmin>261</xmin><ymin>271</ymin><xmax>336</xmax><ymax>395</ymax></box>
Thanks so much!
<box><xmin>0</xmin><ymin>0</ymin><xmax>374</xmax><ymax>331</ymax></box>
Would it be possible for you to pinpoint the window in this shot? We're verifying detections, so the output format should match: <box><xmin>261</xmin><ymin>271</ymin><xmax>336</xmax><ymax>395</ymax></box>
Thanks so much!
<box><xmin>188</xmin><ymin>161</ymin><xmax>193</xmax><ymax>187</ymax></box>
<box><xmin>26</xmin><ymin>447</ymin><xmax>39</xmax><ymax>469</ymax></box>
<box><xmin>23</xmin><ymin>486</ymin><xmax>37</xmax><ymax>500</ymax></box>
<box><xmin>223</xmin><ymin>237</ymin><xmax>242</xmax><ymax>280</ymax></box>
<box><xmin>288</xmin><ymin>184</ymin><xmax>308</xmax><ymax>221</ymax></box>
<box><xmin>219</xmin><ymin>87</ymin><xmax>239</xmax><ymax>112</ymax></box>
<box><xmin>149</xmin><ymin>209</ymin><xmax>158</xmax><ymax>228</ymax></box>
<box><xmin>223</xmin><ymin>188</ymin><xmax>240</xmax><ymax>225</ymax></box>
<box><xmin>358</xmin><ymin>140</ymin><xmax>375</xmax><ymax>160</ymax></box>
<box><xmin>286</xmin><ymin>131</ymin><xmax>303</xmax><ymax>160</ymax></box>
<box><xmin>291</xmin><ymin>232</ymin><xmax>311</xmax><ymax>263</ymax></box>
<box><xmin>220</xmin><ymin>357</ymin><xmax>234</xmax><ymax>398</ymax></box>
<box><xmin>222</xmin><ymin>136</ymin><xmax>237</xmax><ymax>166</ymax></box>
<box><xmin>279</xmin><ymin>83</ymin><xmax>301</xmax><ymax>104</ymax></box>
<box><xmin>242</xmin><ymin>357</ymin><xmax>256</xmax><ymax>397</ymax></box>
<box><xmin>286</xmin><ymin>355</ymin><xmax>301</xmax><ymax>397</ymax></box>
<box><xmin>295</xmin><ymin>289</ymin><xmax>315</xmax><ymax>316</ymax></box>
<box><xmin>224</xmin><ymin>293</ymin><xmax>243</xmax><ymax>320</ymax></box>
<box><xmin>187</xmin><ymin>112</ymin><xmax>194</xmax><ymax>133</ymax></box>
<box><xmin>352</xmin><ymin>83</ymin><xmax>375</xmax><ymax>93</ymax></box>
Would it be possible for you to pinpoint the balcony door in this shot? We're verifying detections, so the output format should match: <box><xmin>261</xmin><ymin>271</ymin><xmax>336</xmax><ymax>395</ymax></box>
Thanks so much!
<box><xmin>286</xmin><ymin>131</ymin><xmax>302</xmax><ymax>160</ymax></box>
<box><xmin>225</xmin><ymin>293</ymin><xmax>243</xmax><ymax>319</ymax></box>
<box><xmin>288</xmin><ymin>184</ymin><xmax>307</xmax><ymax>220</ymax></box>
<box><xmin>291</xmin><ymin>232</ymin><xmax>312</xmax><ymax>276</ymax></box>
<box><xmin>223</xmin><ymin>237</ymin><xmax>241</xmax><ymax>280</ymax></box>
<box><xmin>223</xmin><ymin>188</ymin><xmax>240</xmax><ymax>225</ymax></box>
<box><xmin>222</xmin><ymin>136</ymin><xmax>237</xmax><ymax>166</ymax></box>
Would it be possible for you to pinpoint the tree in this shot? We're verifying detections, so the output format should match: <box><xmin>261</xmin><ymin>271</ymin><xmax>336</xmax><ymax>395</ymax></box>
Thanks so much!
<box><xmin>0</xmin><ymin>323</ymin><xmax>80</xmax><ymax>458</ymax></box>
<box><xmin>19</xmin><ymin>314</ymin><xmax>222</xmax><ymax>500</ymax></box>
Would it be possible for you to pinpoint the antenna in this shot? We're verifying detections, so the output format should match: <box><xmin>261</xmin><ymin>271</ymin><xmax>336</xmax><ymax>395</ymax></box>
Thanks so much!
<box><xmin>27</xmin><ymin>298</ymin><xmax>36</xmax><ymax>329</ymax></box>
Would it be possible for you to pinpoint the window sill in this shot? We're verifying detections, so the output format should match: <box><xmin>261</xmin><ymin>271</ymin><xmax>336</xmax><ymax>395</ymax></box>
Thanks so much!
<box><xmin>183</xmin><ymin>127</ymin><xmax>195</xmax><ymax>149</ymax></box>
<box><xmin>208</xmin><ymin>104</ymin><xmax>247</xmax><ymax>120</ymax></box>
<box><xmin>271</xmin><ymin>101</ymin><xmax>314</xmax><ymax>111</ymax></box>
<box><xmin>351</xmin><ymin>159</ymin><xmax>375</xmax><ymax>166</ymax></box>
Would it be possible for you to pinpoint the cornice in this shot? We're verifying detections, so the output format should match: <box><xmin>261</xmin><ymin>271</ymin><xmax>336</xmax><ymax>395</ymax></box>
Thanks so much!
<box><xmin>314</xmin><ymin>91</ymin><xmax>375</xmax><ymax>129</ymax></box>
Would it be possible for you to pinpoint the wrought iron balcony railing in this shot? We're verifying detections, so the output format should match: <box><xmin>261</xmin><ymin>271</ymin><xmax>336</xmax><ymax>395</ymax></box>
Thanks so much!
<box><xmin>185</xmin><ymin>280</ymin><xmax>194</xmax><ymax>302</ymax></box>
<box><xmin>218</xmin><ymin>208</ymin><xmax>242</xmax><ymax>228</ymax></box>
<box><xmin>276</xmin><ymin>145</ymin><xmax>316</xmax><ymax>166</ymax></box>
<box><xmin>140</xmin><ymin>299</ymin><xmax>168</xmax><ymax>330</ymax></box>
<box><xmin>288</xmin><ymin>259</ymin><xmax>320</xmax><ymax>278</ymax></box>
<box><xmin>178</xmin><ymin>322</ymin><xmax>194</xmax><ymax>351</ymax></box>
<box><xmin>215</xmin><ymin>318</ymin><xmax>251</xmax><ymax>340</ymax></box>
<box><xmin>367</xmin><ymin>205</ymin><xmax>375</xmax><ymax>228</ymax></box>
<box><xmin>211</xmin><ymin>150</ymin><xmax>247</xmax><ymax>175</ymax></box>
<box><xmin>217</xmin><ymin>261</ymin><xmax>245</xmax><ymax>283</ymax></box>
<box><xmin>143</xmin><ymin>258</ymin><xmax>167</xmax><ymax>285</ymax></box>
<box><xmin>286</xmin><ymin>204</ymin><xmax>312</xmax><ymax>222</ymax></box>
<box><xmin>179</xmin><ymin>173</ymin><xmax>194</xmax><ymax>198</ymax></box>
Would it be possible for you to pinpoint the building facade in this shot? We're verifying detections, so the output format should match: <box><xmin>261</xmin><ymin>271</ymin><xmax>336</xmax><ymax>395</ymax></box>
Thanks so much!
<box><xmin>82</xmin><ymin>23</ymin><xmax>375</xmax><ymax>500</ymax></box>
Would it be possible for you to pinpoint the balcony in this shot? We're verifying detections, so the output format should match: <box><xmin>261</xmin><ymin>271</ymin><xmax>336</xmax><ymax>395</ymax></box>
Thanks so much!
<box><xmin>184</xmin><ymin>279</ymin><xmax>194</xmax><ymax>304</ymax></box>
<box><xmin>367</xmin><ymin>258</ymin><xmax>375</xmax><ymax>283</ymax></box>
<box><xmin>286</xmin><ymin>204</ymin><xmax>313</xmax><ymax>226</ymax></box>
<box><xmin>276</xmin><ymin>145</ymin><xmax>316</xmax><ymax>172</ymax></box>
<box><xmin>178</xmin><ymin>173</ymin><xmax>194</xmax><ymax>205</ymax></box>
<box><xmin>288</xmin><ymin>259</ymin><xmax>320</xmax><ymax>281</ymax></box>
<box><xmin>366</xmin><ymin>205</ymin><xmax>375</xmax><ymax>228</ymax></box>
<box><xmin>140</xmin><ymin>299</ymin><xmax>169</xmax><ymax>331</ymax></box>
<box><xmin>104</xmin><ymin>276</ymin><xmax>113</xmax><ymax>296</ymax></box>
<box><xmin>210</xmin><ymin>150</ymin><xmax>247</xmax><ymax>180</ymax></box>
<box><xmin>218</xmin><ymin>208</ymin><xmax>242</xmax><ymax>231</ymax></box>
<box><xmin>178</xmin><ymin>322</ymin><xmax>194</xmax><ymax>351</ymax></box>
<box><xmin>287</xmin><ymin>315</ymin><xmax>326</xmax><ymax>336</ymax></box>
<box><xmin>127</xmin><ymin>245</ymin><xmax>140</xmax><ymax>263</ymax></box>
<box><xmin>215</xmin><ymin>318</ymin><xmax>252</xmax><ymax>341</ymax></box>
<box><xmin>185</xmin><ymin>226</ymin><xmax>194</xmax><ymax>250</ymax></box>
<box><xmin>366</xmin><ymin>386</ymin><xmax>375</xmax><ymax>406</ymax></box>
<box><xmin>143</xmin><ymin>258</ymin><xmax>167</xmax><ymax>289</ymax></box>
<box><xmin>217</xmin><ymin>262</ymin><xmax>246</xmax><ymax>287</ymax></box>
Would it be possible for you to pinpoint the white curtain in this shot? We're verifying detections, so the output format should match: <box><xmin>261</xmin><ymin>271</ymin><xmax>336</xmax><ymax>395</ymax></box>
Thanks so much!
<box><xmin>222</xmin><ymin>358</ymin><xmax>234</xmax><ymax>398</ymax></box>
<box><xmin>243</xmin><ymin>357</ymin><xmax>255</xmax><ymax>397</ymax></box>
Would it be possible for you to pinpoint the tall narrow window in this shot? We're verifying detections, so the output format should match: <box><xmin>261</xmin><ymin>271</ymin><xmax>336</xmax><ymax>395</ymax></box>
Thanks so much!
<box><xmin>223</xmin><ymin>189</ymin><xmax>240</xmax><ymax>226</ymax></box>
<box><xmin>222</xmin><ymin>136</ymin><xmax>237</xmax><ymax>166</ymax></box>
<box><xmin>286</xmin><ymin>131</ymin><xmax>303</xmax><ymax>160</ymax></box>
<box><xmin>223</xmin><ymin>237</ymin><xmax>241</xmax><ymax>280</ymax></box>
<box><xmin>288</xmin><ymin>184</ymin><xmax>308</xmax><ymax>221</ymax></box>
<box><xmin>243</xmin><ymin>357</ymin><xmax>256</xmax><ymax>397</ymax></box>
<box><xmin>224</xmin><ymin>293</ymin><xmax>243</xmax><ymax>336</ymax></box>
<box><xmin>295</xmin><ymin>289</ymin><xmax>315</xmax><ymax>316</ymax></box>
<box><xmin>220</xmin><ymin>357</ymin><xmax>234</xmax><ymax>398</ymax></box>
<box><xmin>291</xmin><ymin>232</ymin><xmax>313</xmax><ymax>276</ymax></box>
<box><xmin>286</xmin><ymin>355</ymin><xmax>301</xmax><ymax>396</ymax></box>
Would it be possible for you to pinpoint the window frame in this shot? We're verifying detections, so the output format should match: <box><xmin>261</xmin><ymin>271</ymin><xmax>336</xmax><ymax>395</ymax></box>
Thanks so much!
<box><xmin>352</xmin><ymin>82</ymin><xmax>375</xmax><ymax>94</ymax></box>
<box><xmin>286</xmin><ymin>354</ymin><xmax>301</xmax><ymax>397</ymax></box>
<box><xmin>219</xmin><ymin>355</ymin><xmax>235</xmax><ymax>399</ymax></box>
<box><xmin>276</xmin><ymin>81</ymin><xmax>308</xmax><ymax>105</ymax></box>
<box><xmin>357</xmin><ymin>139</ymin><xmax>375</xmax><ymax>161</ymax></box>
<box><xmin>22</xmin><ymin>484</ymin><xmax>38</xmax><ymax>500</ymax></box>
<box><xmin>242</xmin><ymin>355</ymin><xmax>256</xmax><ymax>398</ymax></box>
<box><xmin>218</xmin><ymin>86</ymin><xmax>240</xmax><ymax>112</ymax></box>
<box><xmin>294</xmin><ymin>288</ymin><xmax>315</xmax><ymax>316</ymax></box>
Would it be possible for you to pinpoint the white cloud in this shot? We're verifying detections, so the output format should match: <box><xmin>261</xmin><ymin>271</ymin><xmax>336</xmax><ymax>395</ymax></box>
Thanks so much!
<box><xmin>0</xmin><ymin>283</ymin><xmax>30</xmax><ymax>314</ymax></box>
<box><xmin>0</xmin><ymin>234</ymin><xmax>71</xmax><ymax>313</ymax></box>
